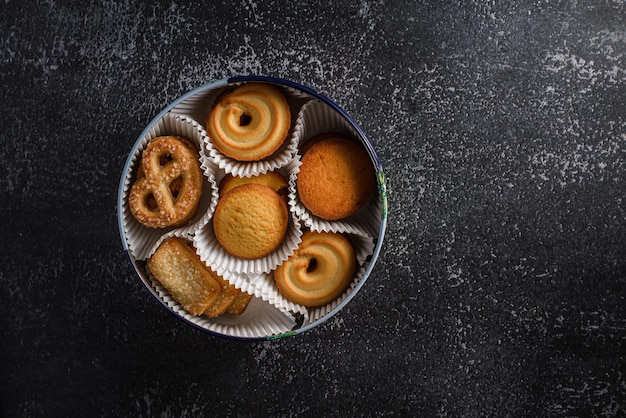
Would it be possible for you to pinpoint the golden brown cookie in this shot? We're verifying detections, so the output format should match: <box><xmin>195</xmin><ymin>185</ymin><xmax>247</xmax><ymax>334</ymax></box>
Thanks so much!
<box><xmin>206</xmin><ymin>83</ymin><xmax>291</xmax><ymax>161</ymax></box>
<box><xmin>226</xmin><ymin>291</ymin><xmax>254</xmax><ymax>315</ymax></box>
<box><xmin>219</xmin><ymin>171</ymin><xmax>289</xmax><ymax>202</ymax></box>
<box><xmin>297</xmin><ymin>134</ymin><xmax>376</xmax><ymax>220</ymax></box>
<box><xmin>298</xmin><ymin>131</ymin><xmax>337</xmax><ymax>156</ymax></box>
<box><xmin>213</xmin><ymin>183</ymin><xmax>289</xmax><ymax>259</ymax></box>
<box><xmin>129</xmin><ymin>136</ymin><xmax>203</xmax><ymax>228</ymax></box>
<box><xmin>274</xmin><ymin>231</ymin><xmax>356</xmax><ymax>307</ymax></box>
<box><xmin>203</xmin><ymin>273</ymin><xmax>240</xmax><ymax>318</ymax></box>
<box><xmin>146</xmin><ymin>237</ymin><xmax>221</xmax><ymax>315</ymax></box>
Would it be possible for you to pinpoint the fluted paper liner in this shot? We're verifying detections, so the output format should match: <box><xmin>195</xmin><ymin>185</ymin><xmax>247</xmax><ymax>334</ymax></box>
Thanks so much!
<box><xmin>202</xmin><ymin>83</ymin><xmax>311</xmax><ymax>177</ymax></box>
<box><xmin>147</xmin><ymin>270</ymin><xmax>297</xmax><ymax>338</ymax></box>
<box><xmin>218</xmin><ymin>271</ymin><xmax>309</xmax><ymax>318</ymax></box>
<box><xmin>121</xmin><ymin>113</ymin><xmax>219</xmax><ymax>260</ymax></box>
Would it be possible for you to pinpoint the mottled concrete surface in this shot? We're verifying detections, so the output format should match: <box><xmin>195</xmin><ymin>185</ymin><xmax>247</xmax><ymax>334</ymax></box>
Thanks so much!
<box><xmin>1</xmin><ymin>1</ymin><xmax>625</xmax><ymax>417</ymax></box>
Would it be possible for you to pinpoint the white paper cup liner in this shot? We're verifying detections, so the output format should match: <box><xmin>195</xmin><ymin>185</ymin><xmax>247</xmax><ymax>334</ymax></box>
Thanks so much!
<box><xmin>121</xmin><ymin>113</ymin><xmax>219</xmax><ymax>261</ymax></box>
<box><xmin>297</xmin><ymin>195</ymin><xmax>383</xmax><ymax>239</ymax></box>
<box><xmin>211</xmin><ymin>152</ymin><xmax>296</xmax><ymax>192</ymax></box>
<box><xmin>148</xmin><ymin>273</ymin><xmax>298</xmax><ymax>338</ymax></box>
<box><xmin>169</xmin><ymin>87</ymin><xmax>222</xmax><ymax>125</ymax></box>
<box><xmin>202</xmin><ymin>83</ymin><xmax>311</xmax><ymax>177</ymax></box>
<box><xmin>296</xmin><ymin>98</ymin><xmax>361</xmax><ymax>146</ymax></box>
<box><xmin>219</xmin><ymin>271</ymin><xmax>309</xmax><ymax>318</ymax></box>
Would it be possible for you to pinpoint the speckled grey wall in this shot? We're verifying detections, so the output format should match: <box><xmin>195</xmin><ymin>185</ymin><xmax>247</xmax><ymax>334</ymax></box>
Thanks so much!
<box><xmin>1</xmin><ymin>1</ymin><xmax>625</xmax><ymax>417</ymax></box>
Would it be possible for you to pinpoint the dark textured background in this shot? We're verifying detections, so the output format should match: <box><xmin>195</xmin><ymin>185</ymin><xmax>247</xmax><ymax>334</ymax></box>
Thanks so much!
<box><xmin>2</xmin><ymin>0</ymin><xmax>625</xmax><ymax>416</ymax></box>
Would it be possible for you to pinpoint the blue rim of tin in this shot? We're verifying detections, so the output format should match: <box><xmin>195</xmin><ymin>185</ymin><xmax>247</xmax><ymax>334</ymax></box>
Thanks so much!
<box><xmin>117</xmin><ymin>76</ymin><xmax>388</xmax><ymax>341</ymax></box>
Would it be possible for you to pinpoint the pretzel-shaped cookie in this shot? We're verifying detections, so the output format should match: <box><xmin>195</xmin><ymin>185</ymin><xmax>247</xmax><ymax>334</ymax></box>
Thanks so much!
<box><xmin>129</xmin><ymin>136</ymin><xmax>203</xmax><ymax>228</ymax></box>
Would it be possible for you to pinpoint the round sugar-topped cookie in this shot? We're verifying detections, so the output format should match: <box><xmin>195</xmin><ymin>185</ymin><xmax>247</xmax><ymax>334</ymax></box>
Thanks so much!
<box><xmin>213</xmin><ymin>183</ymin><xmax>289</xmax><ymax>259</ymax></box>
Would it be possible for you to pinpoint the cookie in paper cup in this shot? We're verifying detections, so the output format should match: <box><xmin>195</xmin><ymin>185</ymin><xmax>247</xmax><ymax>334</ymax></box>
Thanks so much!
<box><xmin>203</xmin><ymin>82</ymin><xmax>310</xmax><ymax>177</ymax></box>
<box><xmin>193</xmin><ymin>210</ymin><xmax>302</xmax><ymax>276</ymax></box>
<box><xmin>272</xmin><ymin>229</ymin><xmax>373</xmax><ymax>320</ymax></box>
<box><xmin>137</xmin><ymin>152</ymin><xmax>223</xmax><ymax>262</ymax></box>
<box><xmin>120</xmin><ymin>113</ymin><xmax>218</xmax><ymax>261</ymax></box>
<box><xmin>289</xmin><ymin>152</ymin><xmax>381</xmax><ymax>239</ymax></box>
<box><xmin>193</xmin><ymin>156</ymin><xmax>302</xmax><ymax>275</ymax></box>
<box><xmin>292</xmin><ymin>99</ymin><xmax>379</xmax><ymax>231</ymax></box>
<box><xmin>199</xmin><ymin>296</ymin><xmax>298</xmax><ymax>339</ymax></box>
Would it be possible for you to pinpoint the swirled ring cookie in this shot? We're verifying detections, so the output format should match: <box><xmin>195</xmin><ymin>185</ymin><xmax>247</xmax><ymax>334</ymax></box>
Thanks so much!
<box><xmin>274</xmin><ymin>231</ymin><xmax>356</xmax><ymax>307</ymax></box>
<box><xmin>206</xmin><ymin>83</ymin><xmax>291</xmax><ymax>161</ymax></box>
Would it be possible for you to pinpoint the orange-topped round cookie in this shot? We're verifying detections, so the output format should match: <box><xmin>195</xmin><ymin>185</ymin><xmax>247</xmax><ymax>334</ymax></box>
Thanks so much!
<box><xmin>297</xmin><ymin>134</ymin><xmax>376</xmax><ymax>220</ymax></box>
